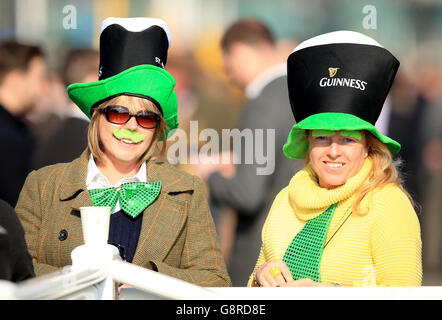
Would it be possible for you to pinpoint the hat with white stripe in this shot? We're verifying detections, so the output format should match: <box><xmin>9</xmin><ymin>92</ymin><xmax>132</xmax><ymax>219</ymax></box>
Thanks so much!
<box><xmin>67</xmin><ymin>17</ymin><xmax>178</xmax><ymax>138</ymax></box>
<box><xmin>283</xmin><ymin>30</ymin><xmax>401</xmax><ymax>159</ymax></box>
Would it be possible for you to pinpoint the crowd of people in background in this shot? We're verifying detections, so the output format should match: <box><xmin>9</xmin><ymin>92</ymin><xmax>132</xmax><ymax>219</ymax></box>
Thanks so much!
<box><xmin>0</xmin><ymin>16</ymin><xmax>440</xmax><ymax>285</ymax></box>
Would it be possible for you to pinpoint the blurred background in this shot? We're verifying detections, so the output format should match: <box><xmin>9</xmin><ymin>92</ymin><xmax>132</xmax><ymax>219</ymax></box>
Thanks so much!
<box><xmin>0</xmin><ymin>0</ymin><xmax>440</xmax><ymax>285</ymax></box>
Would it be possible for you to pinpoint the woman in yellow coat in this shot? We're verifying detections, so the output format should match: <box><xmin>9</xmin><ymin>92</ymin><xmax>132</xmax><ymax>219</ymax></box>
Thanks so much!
<box><xmin>249</xmin><ymin>31</ymin><xmax>422</xmax><ymax>287</ymax></box>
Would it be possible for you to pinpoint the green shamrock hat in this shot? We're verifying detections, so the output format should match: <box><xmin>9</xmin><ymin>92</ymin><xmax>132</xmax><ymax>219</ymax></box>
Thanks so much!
<box><xmin>67</xmin><ymin>17</ymin><xmax>178</xmax><ymax>138</ymax></box>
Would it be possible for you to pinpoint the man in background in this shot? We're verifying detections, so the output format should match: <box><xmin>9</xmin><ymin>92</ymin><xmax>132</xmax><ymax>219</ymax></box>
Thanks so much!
<box><xmin>204</xmin><ymin>19</ymin><xmax>303</xmax><ymax>286</ymax></box>
<box><xmin>32</xmin><ymin>49</ymin><xmax>98</xmax><ymax>169</ymax></box>
<box><xmin>0</xmin><ymin>40</ymin><xmax>47</xmax><ymax>207</ymax></box>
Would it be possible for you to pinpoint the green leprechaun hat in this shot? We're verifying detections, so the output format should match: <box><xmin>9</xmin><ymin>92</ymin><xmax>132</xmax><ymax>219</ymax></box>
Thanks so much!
<box><xmin>67</xmin><ymin>17</ymin><xmax>178</xmax><ymax>139</ymax></box>
<box><xmin>283</xmin><ymin>30</ymin><xmax>401</xmax><ymax>159</ymax></box>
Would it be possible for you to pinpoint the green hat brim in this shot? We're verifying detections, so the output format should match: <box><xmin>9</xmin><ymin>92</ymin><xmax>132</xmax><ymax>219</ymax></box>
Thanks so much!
<box><xmin>67</xmin><ymin>64</ymin><xmax>178</xmax><ymax>139</ymax></box>
<box><xmin>283</xmin><ymin>112</ymin><xmax>401</xmax><ymax>159</ymax></box>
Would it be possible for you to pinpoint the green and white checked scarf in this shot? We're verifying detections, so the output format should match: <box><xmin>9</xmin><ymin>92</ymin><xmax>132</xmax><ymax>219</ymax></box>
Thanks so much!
<box><xmin>88</xmin><ymin>181</ymin><xmax>161</xmax><ymax>218</ymax></box>
<box><xmin>283</xmin><ymin>203</ymin><xmax>338</xmax><ymax>282</ymax></box>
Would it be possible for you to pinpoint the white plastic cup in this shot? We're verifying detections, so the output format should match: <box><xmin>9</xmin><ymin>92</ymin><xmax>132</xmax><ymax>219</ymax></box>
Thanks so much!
<box><xmin>80</xmin><ymin>206</ymin><xmax>111</xmax><ymax>247</ymax></box>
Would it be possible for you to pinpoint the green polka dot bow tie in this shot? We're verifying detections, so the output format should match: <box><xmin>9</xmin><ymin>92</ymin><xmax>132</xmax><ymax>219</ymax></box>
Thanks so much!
<box><xmin>88</xmin><ymin>181</ymin><xmax>162</xmax><ymax>218</ymax></box>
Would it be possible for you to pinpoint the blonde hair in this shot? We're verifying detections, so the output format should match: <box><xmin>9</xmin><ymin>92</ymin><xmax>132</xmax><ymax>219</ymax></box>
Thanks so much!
<box><xmin>352</xmin><ymin>132</ymin><xmax>413</xmax><ymax>215</ymax></box>
<box><xmin>305</xmin><ymin>130</ymin><xmax>413</xmax><ymax>215</ymax></box>
<box><xmin>87</xmin><ymin>95</ymin><xmax>167</xmax><ymax>166</ymax></box>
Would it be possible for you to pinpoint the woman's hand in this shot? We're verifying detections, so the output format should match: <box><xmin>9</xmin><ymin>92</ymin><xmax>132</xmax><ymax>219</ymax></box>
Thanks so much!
<box><xmin>254</xmin><ymin>260</ymin><xmax>294</xmax><ymax>287</ymax></box>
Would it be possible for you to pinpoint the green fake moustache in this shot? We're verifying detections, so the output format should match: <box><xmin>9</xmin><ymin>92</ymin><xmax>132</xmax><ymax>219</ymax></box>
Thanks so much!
<box><xmin>113</xmin><ymin>128</ymin><xmax>146</xmax><ymax>143</ymax></box>
<box><xmin>311</xmin><ymin>129</ymin><xmax>362</xmax><ymax>141</ymax></box>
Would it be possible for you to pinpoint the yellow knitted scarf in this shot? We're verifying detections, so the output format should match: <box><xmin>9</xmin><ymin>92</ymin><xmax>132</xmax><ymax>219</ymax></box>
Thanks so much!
<box><xmin>288</xmin><ymin>158</ymin><xmax>373</xmax><ymax>221</ymax></box>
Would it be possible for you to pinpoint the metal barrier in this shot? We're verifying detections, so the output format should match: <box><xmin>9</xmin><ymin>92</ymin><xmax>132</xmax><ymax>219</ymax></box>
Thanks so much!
<box><xmin>1</xmin><ymin>256</ymin><xmax>442</xmax><ymax>300</ymax></box>
<box><xmin>0</xmin><ymin>244</ymin><xmax>225</xmax><ymax>300</ymax></box>
<box><xmin>1</xmin><ymin>206</ymin><xmax>440</xmax><ymax>300</ymax></box>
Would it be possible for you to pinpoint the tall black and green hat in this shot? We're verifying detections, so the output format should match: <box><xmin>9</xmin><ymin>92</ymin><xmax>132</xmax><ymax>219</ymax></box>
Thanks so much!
<box><xmin>67</xmin><ymin>17</ymin><xmax>178</xmax><ymax>138</ymax></box>
<box><xmin>283</xmin><ymin>30</ymin><xmax>401</xmax><ymax>159</ymax></box>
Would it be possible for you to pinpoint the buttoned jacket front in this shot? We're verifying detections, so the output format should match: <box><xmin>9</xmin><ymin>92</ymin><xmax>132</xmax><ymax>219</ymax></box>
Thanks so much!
<box><xmin>16</xmin><ymin>150</ymin><xmax>231</xmax><ymax>287</ymax></box>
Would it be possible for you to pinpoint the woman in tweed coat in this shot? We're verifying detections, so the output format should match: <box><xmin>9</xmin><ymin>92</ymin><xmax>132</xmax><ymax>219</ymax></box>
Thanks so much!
<box><xmin>15</xmin><ymin>17</ymin><xmax>230</xmax><ymax>287</ymax></box>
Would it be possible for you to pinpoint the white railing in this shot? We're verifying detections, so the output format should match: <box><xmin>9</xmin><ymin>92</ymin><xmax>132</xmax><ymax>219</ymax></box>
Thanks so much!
<box><xmin>2</xmin><ymin>248</ymin><xmax>442</xmax><ymax>300</ymax></box>
<box><xmin>0</xmin><ymin>243</ymin><xmax>226</xmax><ymax>300</ymax></box>
<box><xmin>1</xmin><ymin>254</ymin><xmax>442</xmax><ymax>300</ymax></box>
<box><xmin>1</xmin><ymin>206</ymin><xmax>440</xmax><ymax>300</ymax></box>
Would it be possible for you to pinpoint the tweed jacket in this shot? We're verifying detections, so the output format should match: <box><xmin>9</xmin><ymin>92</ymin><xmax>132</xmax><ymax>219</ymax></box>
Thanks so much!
<box><xmin>16</xmin><ymin>150</ymin><xmax>231</xmax><ymax>287</ymax></box>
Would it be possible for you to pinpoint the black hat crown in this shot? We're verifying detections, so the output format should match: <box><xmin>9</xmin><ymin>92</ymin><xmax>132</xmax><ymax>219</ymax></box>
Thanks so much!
<box><xmin>98</xmin><ymin>17</ymin><xmax>171</xmax><ymax>80</ymax></box>
<box><xmin>287</xmin><ymin>31</ymin><xmax>399</xmax><ymax>125</ymax></box>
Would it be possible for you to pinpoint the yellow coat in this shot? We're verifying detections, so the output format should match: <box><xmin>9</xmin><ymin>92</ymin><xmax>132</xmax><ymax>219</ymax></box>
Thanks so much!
<box><xmin>249</xmin><ymin>159</ymin><xmax>422</xmax><ymax>286</ymax></box>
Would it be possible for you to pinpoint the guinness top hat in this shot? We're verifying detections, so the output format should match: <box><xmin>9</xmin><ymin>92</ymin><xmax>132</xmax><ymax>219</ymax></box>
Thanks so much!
<box><xmin>283</xmin><ymin>30</ymin><xmax>401</xmax><ymax>159</ymax></box>
<box><xmin>67</xmin><ymin>17</ymin><xmax>178</xmax><ymax>138</ymax></box>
